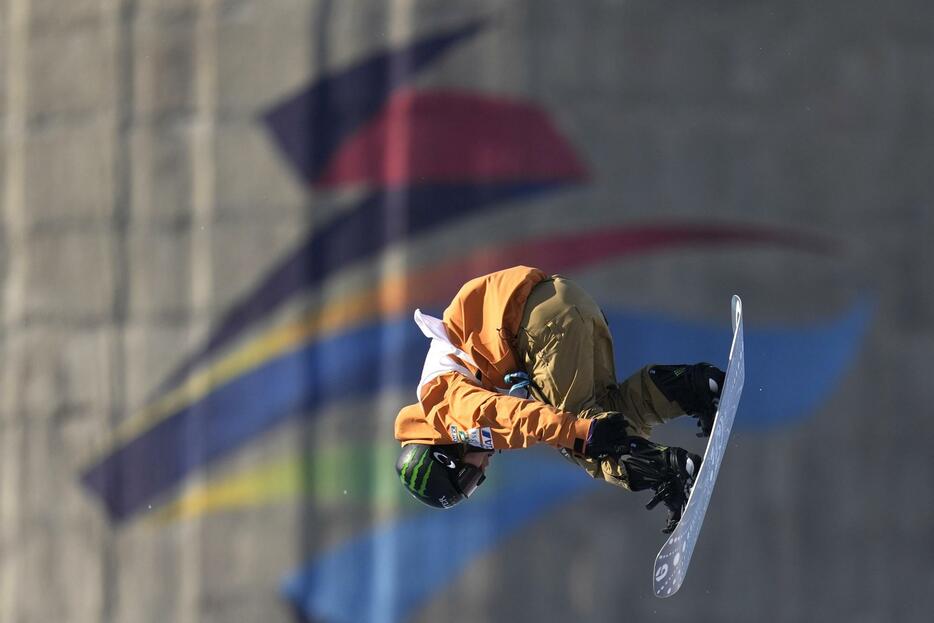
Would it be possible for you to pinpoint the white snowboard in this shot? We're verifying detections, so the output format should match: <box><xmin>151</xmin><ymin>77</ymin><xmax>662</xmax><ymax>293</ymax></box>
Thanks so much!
<box><xmin>652</xmin><ymin>295</ymin><xmax>745</xmax><ymax>598</ymax></box>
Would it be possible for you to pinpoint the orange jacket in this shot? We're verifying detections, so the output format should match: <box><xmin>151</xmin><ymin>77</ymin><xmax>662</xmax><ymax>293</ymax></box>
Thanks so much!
<box><xmin>394</xmin><ymin>266</ymin><xmax>592</xmax><ymax>452</ymax></box>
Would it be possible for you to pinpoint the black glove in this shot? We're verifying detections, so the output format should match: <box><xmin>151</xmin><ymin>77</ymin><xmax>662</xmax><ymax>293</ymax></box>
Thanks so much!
<box><xmin>583</xmin><ymin>412</ymin><xmax>632</xmax><ymax>459</ymax></box>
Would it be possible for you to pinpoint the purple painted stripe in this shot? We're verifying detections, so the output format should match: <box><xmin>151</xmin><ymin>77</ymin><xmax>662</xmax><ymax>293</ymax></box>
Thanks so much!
<box><xmin>262</xmin><ymin>20</ymin><xmax>485</xmax><ymax>184</ymax></box>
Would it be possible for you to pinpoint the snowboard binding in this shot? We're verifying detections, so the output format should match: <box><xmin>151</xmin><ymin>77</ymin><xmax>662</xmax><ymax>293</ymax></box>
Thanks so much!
<box><xmin>649</xmin><ymin>363</ymin><xmax>725</xmax><ymax>437</ymax></box>
<box><xmin>617</xmin><ymin>437</ymin><xmax>702</xmax><ymax>534</ymax></box>
<box><xmin>645</xmin><ymin>464</ymin><xmax>698</xmax><ymax>534</ymax></box>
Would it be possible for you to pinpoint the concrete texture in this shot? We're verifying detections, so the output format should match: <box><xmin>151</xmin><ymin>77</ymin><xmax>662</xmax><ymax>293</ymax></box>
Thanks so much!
<box><xmin>1</xmin><ymin>1</ymin><xmax>933</xmax><ymax>622</ymax></box>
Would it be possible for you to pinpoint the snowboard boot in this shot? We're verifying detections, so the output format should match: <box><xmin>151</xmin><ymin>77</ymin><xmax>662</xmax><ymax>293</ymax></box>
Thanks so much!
<box><xmin>617</xmin><ymin>437</ymin><xmax>702</xmax><ymax>534</ymax></box>
<box><xmin>649</xmin><ymin>363</ymin><xmax>725</xmax><ymax>437</ymax></box>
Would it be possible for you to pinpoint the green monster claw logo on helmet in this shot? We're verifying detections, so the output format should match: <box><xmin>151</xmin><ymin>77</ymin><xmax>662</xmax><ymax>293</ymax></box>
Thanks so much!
<box><xmin>396</xmin><ymin>443</ymin><xmax>486</xmax><ymax>509</ymax></box>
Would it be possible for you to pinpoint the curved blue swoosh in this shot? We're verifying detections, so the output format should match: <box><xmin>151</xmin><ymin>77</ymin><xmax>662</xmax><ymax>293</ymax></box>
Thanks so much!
<box><xmin>281</xmin><ymin>297</ymin><xmax>874</xmax><ymax>623</ymax></box>
<box><xmin>282</xmin><ymin>450</ymin><xmax>596</xmax><ymax>623</ymax></box>
<box><xmin>81</xmin><ymin>296</ymin><xmax>872</xmax><ymax>521</ymax></box>
<box><xmin>607</xmin><ymin>296</ymin><xmax>874</xmax><ymax>429</ymax></box>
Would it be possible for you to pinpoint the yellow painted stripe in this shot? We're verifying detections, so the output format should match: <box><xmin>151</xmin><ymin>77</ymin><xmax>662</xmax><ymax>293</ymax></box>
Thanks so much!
<box><xmin>84</xmin><ymin>243</ymin><xmax>502</xmax><ymax>466</ymax></box>
<box><xmin>150</xmin><ymin>443</ymin><xmax>406</xmax><ymax>523</ymax></box>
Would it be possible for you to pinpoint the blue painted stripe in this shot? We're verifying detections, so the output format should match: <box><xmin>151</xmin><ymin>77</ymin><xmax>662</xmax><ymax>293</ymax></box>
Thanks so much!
<box><xmin>281</xmin><ymin>451</ymin><xmax>597</xmax><ymax>623</ymax></box>
<box><xmin>82</xmin><ymin>297</ymin><xmax>872</xmax><ymax>522</ymax></box>
<box><xmin>280</xmin><ymin>299</ymin><xmax>874</xmax><ymax>623</ymax></box>
<box><xmin>82</xmin><ymin>315</ymin><xmax>427</xmax><ymax>522</ymax></box>
<box><xmin>606</xmin><ymin>297</ymin><xmax>874</xmax><ymax>429</ymax></box>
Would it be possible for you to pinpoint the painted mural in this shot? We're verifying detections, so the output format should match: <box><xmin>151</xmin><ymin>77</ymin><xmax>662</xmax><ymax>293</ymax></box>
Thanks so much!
<box><xmin>77</xmin><ymin>20</ymin><xmax>871</xmax><ymax>623</ymax></box>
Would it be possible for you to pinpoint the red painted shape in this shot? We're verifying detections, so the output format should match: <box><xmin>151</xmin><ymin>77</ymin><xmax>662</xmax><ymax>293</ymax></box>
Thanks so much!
<box><xmin>315</xmin><ymin>89</ymin><xmax>589</xmax><ymax>188</ymax></box>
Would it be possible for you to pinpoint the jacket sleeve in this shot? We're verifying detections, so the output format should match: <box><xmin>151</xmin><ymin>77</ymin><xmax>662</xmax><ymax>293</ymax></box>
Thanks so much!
<box><xmin>419</xmin><ymin>372</ymin><xmax>592</xmax><ymax>451</ymax></box>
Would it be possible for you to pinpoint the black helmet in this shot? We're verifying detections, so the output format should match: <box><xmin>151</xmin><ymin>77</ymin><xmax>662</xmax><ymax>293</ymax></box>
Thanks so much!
<box><xmin>396</xmin><ymin>443</ymin><xmax>486</xmax><ymax>509</ymax></box>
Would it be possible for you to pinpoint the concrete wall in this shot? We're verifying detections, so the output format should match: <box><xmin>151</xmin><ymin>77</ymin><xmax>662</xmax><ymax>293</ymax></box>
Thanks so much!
<box><xmin>1</xmin><ymin>1</ymin><xmax>932</xmax><ymax>622</ymax></box>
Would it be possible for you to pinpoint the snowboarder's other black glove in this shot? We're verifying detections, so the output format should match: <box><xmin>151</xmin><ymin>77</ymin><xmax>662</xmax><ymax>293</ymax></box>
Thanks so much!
<box><xmin>583</xmin><ymin>412</ymin><xmax>632</xmax><ymax>459</ymax></box>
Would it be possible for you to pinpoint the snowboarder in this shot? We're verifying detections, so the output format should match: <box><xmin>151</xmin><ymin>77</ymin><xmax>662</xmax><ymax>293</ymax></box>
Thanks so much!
<box><xmin>394</xmin><ymin>265</ymin><xmax>724</xmax><ymax>532</ymax></box>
